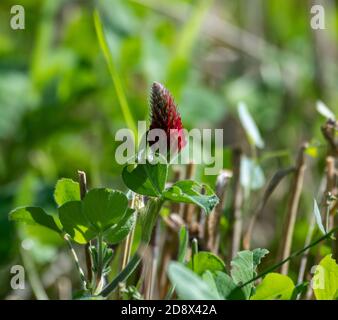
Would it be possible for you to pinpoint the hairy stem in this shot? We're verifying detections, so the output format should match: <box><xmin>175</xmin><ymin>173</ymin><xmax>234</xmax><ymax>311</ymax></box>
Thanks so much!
<box><xmin>121</xmin><ymin>195</ymin><xmax>136</xmax><ymax>269</ymax></box>
<box><xmin>95</xmin><ymin>233</ymin><xmax>103</xmax><ymax>293</ymax></box>
<box><xmin>64</xmin><ymin>235</ymin><xmax>87</xmax><ymax>291</ymax></box>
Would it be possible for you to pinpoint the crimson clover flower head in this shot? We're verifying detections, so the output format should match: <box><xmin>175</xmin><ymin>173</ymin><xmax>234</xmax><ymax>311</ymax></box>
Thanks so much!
<box><xmin>149</xmin><ymin>82</ymin><xmax>186</xmax><ymax>154</ymax></box>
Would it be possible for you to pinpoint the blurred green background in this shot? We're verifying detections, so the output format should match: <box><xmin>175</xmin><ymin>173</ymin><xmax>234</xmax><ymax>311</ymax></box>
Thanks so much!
<box><xmin>0</xmin><ymin>0</ymin><xmax>337</xmax><ymax>299</ymax></box>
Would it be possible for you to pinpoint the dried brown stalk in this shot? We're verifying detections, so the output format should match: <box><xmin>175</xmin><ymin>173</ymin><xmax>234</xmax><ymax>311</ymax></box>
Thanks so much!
<box><xmin>303</xmin><ymin>154</ymin><xmax>336</xmax><ymax>298</ymax></box>
<box><xmin>205</xmin><ymin>170</ymin><xmax>232</xmax><ymax>253</ymax></box>
<box><xmin>297</xmin><ymin>176</ymin><xmax>326</xmax><ymax>295</ymax></box>
<box><xmin>243</xmin><ymin>167</ymin><xmax>295</xmax><ymax>250</ymax></box>
<box><xmin>228</xmin><ymin>148</ymin><xmax>243</xmax><ymax>263</ymax></box>
<box><xmin>325</xmin><ymin>157</ymin><xmax>336</xmax><ymax>230</ymax></box>
<box><xmin>320</xmin><ymin>120</ymin><xmax>338</xmax><ymax>259</ymax></box>
<box><xmin>78</xmin><ymin>170</ymin><xmax>88</xmax><ymax>199</ymax></box>
<box><xmin>279</xmin><ymin>143</ymin><xmax>308</xmax><ymax>275</ymax></box>
<box><xmin>321</xmin><ymin>120</ymin><xmax>338</xmax><ymax>156</ymax></box>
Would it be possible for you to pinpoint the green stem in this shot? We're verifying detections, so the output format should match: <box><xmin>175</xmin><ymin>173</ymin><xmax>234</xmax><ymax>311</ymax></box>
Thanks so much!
<box><xmin>141</xmin><ymin>198</ymin><xmax>164</xmax><ymax>243</ymax></box>
<box><xmin>121</xmin><ymin>195</ymin><xmax>137</xmax><ymax>269</ymax></box>
<box><xmin>100</xmin><ymin>253</ymin><xmax>141</xmax><ymax>297</ymax></box>
<box><xmin>239</xmin><ymin>227</ymin><xmax>338</xmax><ymax>289</ymax></box>
<box><xmin>85</xmin><ymin>242</ymin><xmax>93</xmax><ymax>289</ymax></box>
<box><xmin>99</xmin><ymin>198</ymin><xmax>164</xmax><ymax>298</ymax></box>
<box><xmin>95</xmin><ymin>233</ymin><xmax>104</xmax><ymax>292</ymax></box>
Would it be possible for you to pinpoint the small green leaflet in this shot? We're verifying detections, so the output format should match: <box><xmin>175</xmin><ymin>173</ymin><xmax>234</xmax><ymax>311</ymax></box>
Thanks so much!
<box><xmin>316</xmin><ymin>100</ymin><xmax>335</xmax><ymax>120</ymax></box>
<box><xmin>251</xmin><ymin>273</ymin><xmax>295</xmax><ymax>300</ymax></box>
<box><xmin>188</xmin><ymin>251</ymin><xmax>226</xmax><ymax>275</ymax></box>
<box><xmin>59</xmin><ymin>201</ymin><xmax>95</xmax><ymax>244</ymax></box>
<box><xmin>9</xmin><ymin>206</ymin><xmax>61</xmax><ymax>233</ymax></box>
<box><xmin>168</xmin><ymin>262</ymin><xmax>220</xmax><ymax>300</ymax></box>
<box><xmin>163</xmin><ymin>180</ymin><xmax>219</xmax><ymax>214</ymax></box>
<box><xmin>58</xmin><ymin>188</ymin><xmax>131</xmax><ymax>243</ymax></box>
<box><xmin>238</xmin><ymin>102</ymin><xmax>264</xmax><ymax>149</ymax></box>
<box><xmin>83</xmin><ymin>188</ymin><xmax>128</xmax><ymax>232</ymax></box>
<box><xmin>104</xmin><ymin>208</ymin><xmax>136</xmax><ymax>244</ymax></box>
<box><xmin>230</xmin><ymin>248</ymin><xmax>269</xmax><ymax>299</ymax></box>
<box><xmin>122</xmin><ymin>162</ymin><xmax>168</xmax><ymax>197</ymax></box>
<box><xmin>54</xmin><ymin>178</ymin><xmax>80</xmax><ymax>207</ymax></box>
<box><xmin>240</xmin><ymin>156</ymin><xmax>265</xmax><ymax>198</ymax></box>
<box><xmin>313</xmin><ymin>255</ymin><xmax>338</xmax><ymax>300</ymax></box>
<box><xmin>202</xmin><ymin>271</ymin><xmax>223</xmax><ymax>299</ymax></box>
<box><xmin>210</xmin><ymin>271</ymin><xmax>245</xmax><ymax>300</ymax></box>
<box><xmin>313</xmin><ymin>199</ymin><xmax>326</xmax><ymax>235</ymax></box>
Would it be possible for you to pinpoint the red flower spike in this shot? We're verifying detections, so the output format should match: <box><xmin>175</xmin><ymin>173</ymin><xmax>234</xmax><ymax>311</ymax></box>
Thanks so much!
<box><xmin>149</xmin><ymin>82</ymin><xmax>186</xmax><ymax>154</ymax></box>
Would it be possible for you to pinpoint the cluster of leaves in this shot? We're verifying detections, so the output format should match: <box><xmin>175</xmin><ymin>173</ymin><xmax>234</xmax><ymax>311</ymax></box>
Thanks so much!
<box><xmin>168</xmin><ymin>247</ymin><xmax>338</xmax><ymax>300</ymax></box>
<box><xmin>7</xmin><ymin>114</ymin><xmax>338</xmax><ymax>300</ymax></box>
<box><xmin>9</xmin><ymin>159</ymin><xmax>220</xmax><ymax>297</ymax></box>
<box><xmin>169</xmin><ymin>248</ymin><xmax>272</xmax><ymax>300</ymax></box>
<box><xmin>122</xmin><ymin>161</ymin><xmax>218</xmax><ymax>214</ymax></box>
<box><xmin>9</xmin><ymin>179</ymin><xmax>135</xmax><ymax>246</ymax></box>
